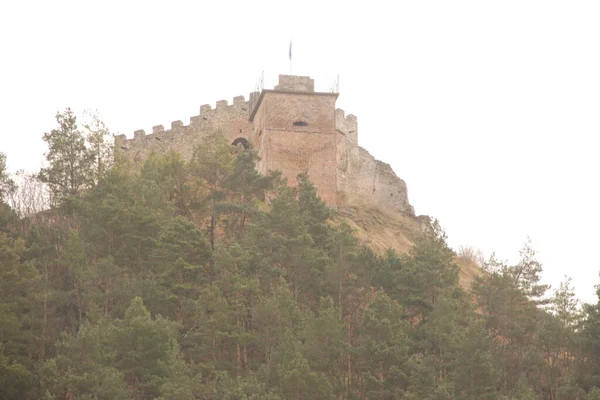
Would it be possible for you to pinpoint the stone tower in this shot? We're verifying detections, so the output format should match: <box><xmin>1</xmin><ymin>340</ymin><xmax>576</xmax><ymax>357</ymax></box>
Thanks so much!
<box><xmin>249</xmin><ymin>75</ymin><xmax>339</xmax><ymax>204</ymax></box>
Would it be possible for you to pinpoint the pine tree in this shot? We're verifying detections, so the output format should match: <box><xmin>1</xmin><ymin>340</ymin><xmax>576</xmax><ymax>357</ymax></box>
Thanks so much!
<box><xmin>302</xmin><ymin>297</ymin><xmax>345</xmax><ymax>393</ymax></box>
<box><xmin>0</xmin><ymin>344</ymin><xmax>35</xmax><ymax>400</ymax></box>
<box><xmin>189</xmin><ymin>131</ymin><xmax>235</xmax><ymax>250</ymax></box>
<box><xmin>551</xmin><ymin>275</ymin><xmax>581</xmax><ymax>328</ymax></box>
<box><xmin>356</xmin><ymin>293</ymin><xmax>412</xmax><ymax>399</ymax></box>
<box><xmin>252</xmin><ymin>280</ymin><xmax>302</xmax><ymax>374</ymax></box>
<box><xmin>506</xmin><ymin>238</ymin><xmax>550</xmax><ymax>303</ymax></box>
<box><xmin>247</xmin><ymin>179</ymin><xmax>330</xmax><ymax>306</ymax></box>
<box><xmin>0</xmin><ymin>233</ymin><xmax>39</xmax><ymax>399</ymax></box>
<box><xmin>0</xmin><ymin>152</ymin><xmax>16</xmax><ymax>202</ymax></box>
<box><xmin>39</xmin><ymin>108</ymin><xmax>95</xmax><ymax>204</ymax></box>
<box><xmin>579</xmin><ymin>283</ymin><xmax>600</xmax><ymax>391</ymax></box>
<box><xmin>41</xmin><ymin>297</ymin><xmax>181</xmax><ymax>400</ymax></box>
<box><xmin>270</xmin><ymin>331</ymin><xmax>334</xmax><ymax>400</ymax></box>
<box><xmin>452</xmin><ymin>325</ymin><xmax>500</xmax><ymax>399</ymax></box>
<box><xmin>150</xmin><ymin>215</ymin><xmax>211</xmax><ymax>322</ymax></box>
<box><xmin>473</xmin><ymin>250</ymin><xmax>545</xmax><ymax>397</ymax></box>
<box><xmin>221</xmin><ymin>145</ymin><xmax>275</xmax><ymax>240</ymax></box>
<box><xmin>82</xmin><ymin>110</ymin><xmax>114</xmax><ymax>185</ymax></box>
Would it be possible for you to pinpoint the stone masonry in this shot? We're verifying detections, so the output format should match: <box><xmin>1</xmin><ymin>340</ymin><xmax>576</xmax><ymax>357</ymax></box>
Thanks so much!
<box><xmin>115</xmin><ymin>75</ymin><xmax>415</xmax><ymax>216</ymax></box>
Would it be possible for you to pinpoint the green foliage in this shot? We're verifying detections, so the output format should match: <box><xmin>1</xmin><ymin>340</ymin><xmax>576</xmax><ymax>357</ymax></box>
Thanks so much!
<box><xmin>0</xmin><ymin>343</ymin><xmax>35</xmax><ymax>400</ymax></box>
<box><xmin>357</xmin><ymin>293</ymin><xmax>411</xmax><ymax>398</ymax></box>
<box><xmin>512</xmin><ymin>238</ymin><xmax>551</xmax><ymax>302</ymax></box>
<box><xmin>270</xmin><ymin>331</ymin><xmax>334</xmax><ymax>399</ymax></box>
<box><xmin>0</xmin><ymin>152</ymin><xmax>16</xmax><ymax>201</ymax></box>
<box><xmin>551</xmin><ymin>275</ymin><xmax>582</xmax><ymax>328</ymax></box>
<box><xmin>302</xmin><ymin>296</ymin><xmax>345</xmax><ymax>390</ymax></box>
<box><xmin>589</xmin><ymin>388</ymin><xmax>600</xmax><ymax>400</ymax></box>
<box><xmin>0</xmin><ymin>232</ymin><xmax>40</xmax><ymax>373</ymax></box>
<box><xmin>39</xmin><ymin>108</ymin><xmax>94</xmax><ymax>203</ymax></box>
<box><xmin>368</xmin><ymin>221</ymin><xmax>459</xmax><ymax>322</ymax></box>
<box><xmin>483</xmin><ymin>238</ymin><xmax>550</xmax><ymax>304</ymax></box>
<box><xmin>41</xmin><ymin>297</ymin><xmax>180</xmax><ymax>400</ymax></box>
<box><xmin>5</xmin><ymin>140</ymin><xmax>600</xmax><ymax>399</ymax></box>
<box><xmin>247</xmin><ymin>176</ymin><xmax>331</xmax><ymax>307</ymax></box>
<box><xmin>82</xmin><ymin>110</ymin><xmax>114</xmax><ymax>185</ymax></box>
<box><xmin>452</xmin><ymin>326</ymin><xmax>500</xmax><ymax>399</ymax></box>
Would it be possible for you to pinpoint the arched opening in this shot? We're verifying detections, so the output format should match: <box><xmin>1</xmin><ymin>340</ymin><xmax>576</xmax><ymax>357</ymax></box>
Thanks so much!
<box><xmin>232</xmin><ymin>137</ymin><xmax>249</xmax><ymax>149</ymax></box>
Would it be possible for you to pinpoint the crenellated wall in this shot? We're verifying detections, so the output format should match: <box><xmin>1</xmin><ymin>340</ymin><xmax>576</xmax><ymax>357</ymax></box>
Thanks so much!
<box><xmin>335</xmin><ymin>108</ymin><xmax>358</xmax><ymax>145</ymax></box>
<box><xmin>115</xmin><ymin>95</ymin><xmax>254</xmax><ymax>163</ymax></box>
<box><xmin>115</xmin><ymin>75</ymin><xmax>415</xmax><ymax>216</ymax></box>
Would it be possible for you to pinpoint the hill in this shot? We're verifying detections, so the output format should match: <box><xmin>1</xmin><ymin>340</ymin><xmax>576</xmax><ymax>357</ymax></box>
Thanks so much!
<box><xmin>0</xmin><ymin>112</ymin><xmax>594</xmax><ymax>400</ymax></box>
<box><xmin>337</xmin><ymin>194</ymin><xmax>481</xmax><ymax>290</ymax></box>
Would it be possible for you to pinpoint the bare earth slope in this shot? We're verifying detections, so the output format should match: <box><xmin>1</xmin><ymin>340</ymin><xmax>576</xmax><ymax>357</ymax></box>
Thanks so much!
<box><xmin>336</xmin><ymin>195</ymin><xmax>481</xmax><ymax>290</ymax></box>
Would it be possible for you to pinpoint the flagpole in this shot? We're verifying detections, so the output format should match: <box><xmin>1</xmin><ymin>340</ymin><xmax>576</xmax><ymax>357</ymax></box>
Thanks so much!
<box><xmin>289</xmin><ymin>38</ymin><xmax>292</xmax><ymax>75</ymax></box>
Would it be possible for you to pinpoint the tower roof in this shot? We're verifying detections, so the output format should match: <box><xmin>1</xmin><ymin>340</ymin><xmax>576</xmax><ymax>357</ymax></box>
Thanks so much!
<box><xmin>249</xmin><ymin>75</ymin><xmax>338</xmax><ymax>121</ymax></box>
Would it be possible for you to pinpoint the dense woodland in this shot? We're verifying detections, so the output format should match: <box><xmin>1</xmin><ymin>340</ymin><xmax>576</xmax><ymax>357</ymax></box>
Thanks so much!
<box><xmin>2</xmin><ymin>109</ymin><xmax>600</xmax><ymax>400</ymax></box>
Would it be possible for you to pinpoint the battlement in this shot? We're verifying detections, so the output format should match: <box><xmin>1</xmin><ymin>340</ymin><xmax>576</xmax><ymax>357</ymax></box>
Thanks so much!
<box><xmin>191</xmin><ymin>95</ymin><xmax>250</xmax><ymax>125</ymax></box>
<box><xmin>335</xmin><ymin>108</ymin><xmax>358</xmax><ymax>143</ymax></box>
<box><xmin>115</xmin><ymin>92</ymin><xmax>254</xmax><ymax>164</ymax></box>
<box><xmin>119</xmin><ymin>122</ymin><xmax>189</xmax><ymax>145</ymax></box>
<box><xmin>119</xmin><ymin>95</ymin><xmax>251</xmax><ymax>143</ymax></box>
<box><xmin>198</xmin><ymin>95</ymin><xmax>249</xmax><ymax>114</ymax></box>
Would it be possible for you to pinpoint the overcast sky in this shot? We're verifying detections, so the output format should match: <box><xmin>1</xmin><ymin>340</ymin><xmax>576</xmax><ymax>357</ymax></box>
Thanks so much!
<box><xmin>1</xmin><ymin>1</ymin><xmax>599</xmax><ymax>302</ymax></box>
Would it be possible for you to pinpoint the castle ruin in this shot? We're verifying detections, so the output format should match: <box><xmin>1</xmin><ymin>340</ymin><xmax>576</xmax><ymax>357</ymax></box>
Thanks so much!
<box><xmin>115</xmin><ymin>75</ymin><xmax>414</xmax><ymax>216</ymax></box>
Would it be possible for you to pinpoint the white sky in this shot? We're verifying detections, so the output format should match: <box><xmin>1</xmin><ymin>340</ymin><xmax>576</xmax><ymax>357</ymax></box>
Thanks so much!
<box><xmin>1</xmin><ymin>1</ymin><xmax>599</xmax><ymax>302</ymax></box>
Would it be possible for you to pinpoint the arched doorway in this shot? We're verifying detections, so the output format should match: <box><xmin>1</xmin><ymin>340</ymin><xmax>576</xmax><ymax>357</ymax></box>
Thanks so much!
<box><xmin>232</xmin><ymin>137</ymin><xmax>249</xmax><ymax>149</ymax></box>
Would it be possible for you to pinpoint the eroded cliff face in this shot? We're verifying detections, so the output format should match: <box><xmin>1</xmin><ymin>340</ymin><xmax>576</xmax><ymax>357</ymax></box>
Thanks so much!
<box><xmin>340</xmin><ymin>145</ymin><xmax>414</xmax><ymax>216</ymax></box>
<box><xmin>334</xmin><ymin>107</ymin><xmax>414</xmax><ymax>216</ymax></box>
<box><xmin>115</xmin><ymin>75</ymin><xmax>414</xmax><ymax>217</ymax></box>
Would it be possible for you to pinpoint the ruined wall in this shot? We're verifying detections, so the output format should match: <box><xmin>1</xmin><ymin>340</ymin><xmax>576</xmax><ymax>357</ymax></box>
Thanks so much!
<box><xmin>334</xmin><ymin>108</ymin><xmax>414</xmax><ymax>215</ymax></box>
<box><xmin>348</xmin><ymin>148</ymin><xmax>414</xmax><ymax>215</ymax></box>
<box><xmin>334</xmin><ymin>109</ymin><xmax>358</xmax><ymax>197</ymax></box>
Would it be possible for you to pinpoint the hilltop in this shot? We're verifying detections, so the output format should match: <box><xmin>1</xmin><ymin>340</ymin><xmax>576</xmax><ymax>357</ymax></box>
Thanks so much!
<box><xmin>0</xmin><ymin>114</ymin><xmax>594</xmax><ymax>399</ymax></box>
<box><xmin>114</xmin><ymin>73</ymin><xmax>480</xmax><ymax>290</ymax></box>
<box><xmin>336</xmin><ymin>194</ymin><xmax>481</xmax><ymax>289</ymax></box>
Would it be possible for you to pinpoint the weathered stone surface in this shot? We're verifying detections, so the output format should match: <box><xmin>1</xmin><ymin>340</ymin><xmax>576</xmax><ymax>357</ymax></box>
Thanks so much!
<box><xmin>274</xmin><ymin>75</ymin><xmax>315</xmax><ymax>92</ymax></box>
<box><xmin>115</xmin><ymin>74</ymin><xmax>415</xmax><ymax>216</ymax></box>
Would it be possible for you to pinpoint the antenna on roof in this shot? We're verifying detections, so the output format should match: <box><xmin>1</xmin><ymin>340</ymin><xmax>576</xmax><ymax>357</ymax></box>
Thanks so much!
<box><xmin>289</xmin><ymin>38</ymin><xmax>293</xmax><ymax>75</ymax></box>
<box><xmin>254</xmin><ymin>71</ymin><xmax>264</xmax><ymax>93</ymax></box>
<box><xmin>330</xmin><ymin>74</ymin><xmax>340</xmax><ymax>93</ymax></box>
